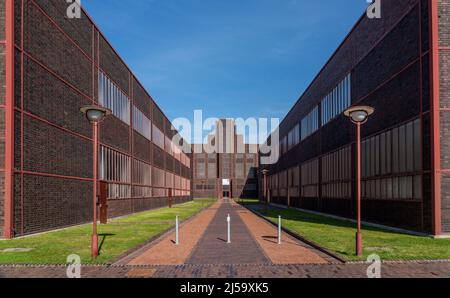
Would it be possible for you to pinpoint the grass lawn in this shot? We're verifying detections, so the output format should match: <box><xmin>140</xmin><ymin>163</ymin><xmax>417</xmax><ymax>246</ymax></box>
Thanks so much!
<box><xmin>240</xmin><ymin>200</ymin><xmax>450</xmax><ymax>261</ymax></box>
<box><xmin>0</xmin><ymin>199</ymin><xmax>215</xmax><ymax>265</ymax></box>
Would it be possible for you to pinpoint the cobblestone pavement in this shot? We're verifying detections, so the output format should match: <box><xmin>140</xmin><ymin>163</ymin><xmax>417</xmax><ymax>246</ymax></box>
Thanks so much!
<box><xmin>0</xmin><ymin>261</ymin><xmax>449</xmax><ymax>278</ymax></box>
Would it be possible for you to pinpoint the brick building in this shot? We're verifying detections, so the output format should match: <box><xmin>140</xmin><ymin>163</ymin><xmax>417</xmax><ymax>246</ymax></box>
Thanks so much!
<box><xmin>260</xmin><ymin>0</ymin><xmax>450</xmax><ymax>236</ymax></box>
<box><xmin>192</xmin><ymin>119</ymin><xmax>259</xmax><ymax>199</ymax></box>
<box><xmin>0</xmin><ymin>0</ymin><xmax>192</xmax><ymax>238</ymax></box>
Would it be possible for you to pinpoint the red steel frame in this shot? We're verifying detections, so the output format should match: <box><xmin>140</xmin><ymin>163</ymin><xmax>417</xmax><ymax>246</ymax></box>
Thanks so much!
<box><xmin>429</xmin><ymin>0</ymin><xmax>442</xmax><ymax>236</ymax></box>
<box><xmin>4</xmin><ymin>0</ymin><xmax>15</xmax><ymax>239</ymax></box>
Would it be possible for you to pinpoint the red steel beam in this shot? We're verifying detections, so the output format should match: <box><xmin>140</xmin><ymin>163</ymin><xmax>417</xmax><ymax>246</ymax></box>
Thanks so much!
<box><xmin>4</xmin><ymin>0</ymin><xmax>15</xmax><ymax>239</ymax></box>
<box><xmin>429</xmin><ymin>0</ymin><xmax>442</xmax><ymax>236</ymax></box>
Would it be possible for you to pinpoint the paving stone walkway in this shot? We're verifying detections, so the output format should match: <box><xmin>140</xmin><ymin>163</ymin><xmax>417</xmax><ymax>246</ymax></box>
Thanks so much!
<box><xmin>1</xmin><ymin>199</ymin><xmax>449</xmax><ymax>278</ymax></box>
<box><xmin>124</xmin><ymin>199</ymin><xmax>329</xmax><ymax>266</ymax></box>
<box><xmin>1</xmin><ymin>261</ymin><xmax>449</xmax><ymax>278</ymax></box>
<box><xmin>120</xmin><ymin>202</ymin><xmax>222</xmax><ymax>266</ymax></box>
<box><xmin>186</xmin><ymin>199</ymin><xmax>270</xmax><ymax>265</ymax></box>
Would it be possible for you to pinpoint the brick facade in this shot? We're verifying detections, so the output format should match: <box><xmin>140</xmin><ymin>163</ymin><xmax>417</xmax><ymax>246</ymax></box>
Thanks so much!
<box><xmin>192</xmin><ymin>120</ymin><xmax>259</xmax><ymax>199</ymax></box>
<box><xmin>0</xmin><ymin>0</ymin><xmax>192</xmax><ymax>238</ymax></box>
<box><xmin>261</xmin><ymin>0</ymin><xmax>450</xmax><ymax>235</ymax></box>
<box><xmin>439</xmin><ymin>0</ymin><xmax>450</xmax><ymax>233</ymax></box>
<box><xmin>0</xmin><ymin>0</ymin><xmax>6</xmax><ymax>238</ymax></box>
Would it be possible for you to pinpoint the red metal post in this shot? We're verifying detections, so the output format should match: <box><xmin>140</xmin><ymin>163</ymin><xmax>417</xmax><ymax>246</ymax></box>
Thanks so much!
<box><xmin>356</xmin><ymin>122</ymin><xmax>363</xmax><ymax>256</ymax></box>
<box><xmin>429</xmin><ymin>0</ymin><xmax>442</xmax><ymax>236</ymax></box>
<box><xmin>263</xmin><ymin>171</ymin><xmax>268</xmax><ymax>201</ymax></box>
<box><xmin>169</xmin><ymin>188</ymin><xmax>173</xmax><ymax>208</ymax></box>
<box><xmin>92</xmin><ymin>122</ymin><xmax>99</xmax><ymax>258</ymax></box>
<box><xmin>3</xmin><ymin>0</ymin><xmax>15</xmax><ymax>239</ymax></box>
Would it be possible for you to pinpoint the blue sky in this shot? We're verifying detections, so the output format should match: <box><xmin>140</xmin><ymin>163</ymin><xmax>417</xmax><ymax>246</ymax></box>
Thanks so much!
<box><xmin>83</xmin><ymin>0</ymin><xmax>368</xmax><ymax>143</ymax></box>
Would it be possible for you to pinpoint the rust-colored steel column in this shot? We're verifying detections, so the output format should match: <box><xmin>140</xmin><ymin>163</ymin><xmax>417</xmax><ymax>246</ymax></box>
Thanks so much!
<box><xmin>429</xmin><ymin>0</ymin><xmax>442</xmax><ymax>236</ymax></box>
<box><xmin>168</xmin><ymin>188</ymin><xmax>173</xmax><ymax>208</ymax></box>
<box><xmin>263</xmin><ymin>171</ymin><xmax>268</xmax><ymax>201</ymax></box>
<box><xmin>356</xmin><ymin>122</ymin><xmax>363</xmax><ymax>256</ymax></box>
<box><xmin>4</xmin><ymin>0</ymin><xmax>15</xmax><ymax>239</ymax></box>
<box><xmin>92</xmin><ymin>122</ymin><xmax>99</xmax><ymax>258</ymax></box>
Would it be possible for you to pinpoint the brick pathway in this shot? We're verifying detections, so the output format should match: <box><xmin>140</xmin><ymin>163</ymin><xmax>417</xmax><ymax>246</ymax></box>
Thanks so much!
<box><xmin>120</xmin><ymin>202</ymin><xmax>221</xmax><ymax>266</ymax></box>
<box><xmin>187</xmin><ymin>199</ymin><xmax>270</xmax><ymax>265</ymax></box>
<box><xmin>122</xmin><ymin>199</ymin><xmax>333</xmax><ymax>266</ymax></box>
<box><xmin>1</xmin><ymin>261</ymin><xmax>449</xmax><ymax>278</ymax></box>
<box><xmin>234</xmin><ymin>202</ymin><xmax>329</xmax><ymax>264</ymax></box>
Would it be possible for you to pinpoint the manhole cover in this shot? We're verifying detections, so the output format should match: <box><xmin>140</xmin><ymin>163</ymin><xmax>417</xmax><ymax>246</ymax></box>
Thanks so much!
<box><xmin>1</xmin><ymin>248</ymin><xmax>34</xmax><ymax>253</ymax></box>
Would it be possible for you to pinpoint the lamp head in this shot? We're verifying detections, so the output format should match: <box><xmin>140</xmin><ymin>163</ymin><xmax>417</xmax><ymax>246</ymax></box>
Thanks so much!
<box><xmin>80</xmin><ymin>106</ymin><xmax>111</xmax><ymax>124</ymax></box>
<box><xmin>344</xmin><ymin>106</ymin><xmax>375</xmax><ymax>124</ymax></box>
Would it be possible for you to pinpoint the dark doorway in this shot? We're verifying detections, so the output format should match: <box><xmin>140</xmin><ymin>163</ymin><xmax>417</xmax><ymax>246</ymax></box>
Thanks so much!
<box><xmin>223</xmin><ymin>191</ymin><xmax>230</xmax><ymax>198</ymax></box>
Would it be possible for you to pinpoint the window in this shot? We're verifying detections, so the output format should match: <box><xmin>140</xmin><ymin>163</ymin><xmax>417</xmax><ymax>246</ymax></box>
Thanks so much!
<box><xmin>288</xmin><ymin>124</ymin><xmax>300</xmax><ymax>150</ymax></box>
<box><xmin>152</xmin><ymin>167</ymin><xmax>166</xmax><ymax>197</ymax></box>
<box><xmin>288</xmin><ymin>167</ymin><xmax>300</xmax><ymax>198</ymax></box>
<box><xmin>133</xmin><ymin>159</ymin><xmax>151</xmax><ymax>186</ymax></box>
<box><xmin>152</xmin><ymin>124</ymin><xmax>165</xmax><ymax>149</ymax></box>
<box><xmin>133</xmin><ymin>106</ymin><xmax>151</xmax><ymax>140</ymax></box>
<box><xmin>278</xmin><ymin>171</ymin><xmax>288</xmax><ymax>197</ymax></box>
<box><xmin>196</xmin><ymin>156</ymin><xmax>206</xmax><ymax>179</ymax></box>
<box><xmin>280</xmin><ymin>136</ymin><xmax>288</xmax><ymax>155</ymax></box>
<box><xmin>235</xmin><ymin>154</ymin><xmax>244</xmax><ymax>178</ymax></box>
<box><xmin>301</xmin><ymin>107</ymin><xmax>319</xmax><ymax>140</ymax></box>
<box><xmin>172</xmin><ymin>143</ymin><xmax>182</xmax><ymax>161</ymax></box>
<box><xmin>321</xmin><ymin>74</ymin><xmax>351</xmax><ymax>125</ymax></box>
<box><xmin>99</xmin><ymin>146</ymin><xmax>131</xmax><ymax>199</ymax></box>
<box><xmin>207</xmin><ymin>154</ymin><xmax>216</xmax><ymax>178</ymax></box>
<box><xmin>361</xmin><ymin>118</ymin><xmax>422</xmax><ymax>201</ymax></box>
<box><xmin>165</xmin><ymin>172</ymin><xmax>174</xmax><ymax>189</ymax></box>
<box><xmin>301</xmin><ymin>159</ymin><xmax>319</xmax><ymax>198</ymax></box>
<box><xmin>132</xmin><ymin>186</ymin><xmax>152</xmax><ymax>198</ymax></box>
<box><xmin>269</xmin><ymin>174</ymin><xmax>279</xmax><ymax>197</ymax></box>
<box><xmin>165</xmin><ymin>137</ymin><xmax>173</xmax><ymax>156</ymax></box>
<box><xmin>321</xmin><ymin>146</ymin><xmax>351</xmax><ymax>199</ymax></box>
<box><xmin>98</xmin><ymin>71</ymin><xmax>130</xmax><ymax>125</ymax></box>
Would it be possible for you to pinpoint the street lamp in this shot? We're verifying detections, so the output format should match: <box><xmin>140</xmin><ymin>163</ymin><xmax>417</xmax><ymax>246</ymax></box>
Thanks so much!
<box><xmin>80</xmin><ymin>105</ymin><xmax>111</xmax><ymax>258</ymax></box>
<box><xmin>344</xmin><ymin>105</ymin><xmax>375</xmax><ymax>257</ymax></box>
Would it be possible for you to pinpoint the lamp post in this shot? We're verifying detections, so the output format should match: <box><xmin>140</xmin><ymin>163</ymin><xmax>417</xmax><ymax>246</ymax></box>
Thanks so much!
<box><xmin>344</xmin><ymin>105</ymin><xmax>375</xmax><ymax>257</ymax></box>
<box><xmin>262</xmin><ymin>169</ymin><xmax>269</xmax><ymax>214</ymax></box>
<box><xmin>80</xmin><ymin>105</ymin><xmax>111</xmax><ymax>258</ymax></box>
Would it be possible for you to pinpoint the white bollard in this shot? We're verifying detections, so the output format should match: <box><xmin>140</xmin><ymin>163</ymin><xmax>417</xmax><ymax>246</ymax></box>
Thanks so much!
<box><xmin>278</xmin><ymin>216</ymin><xmax>282</xmax><ymax>245</ymax></box>
<box><xmin>176</xmin><ymin>215</ymin><xmax>179</xmax><ymax>245</ymax></box>
<box><xmin>227</xmin><ymin>214</ymin><xmax>231</xmax><ymax>244</ymax></box>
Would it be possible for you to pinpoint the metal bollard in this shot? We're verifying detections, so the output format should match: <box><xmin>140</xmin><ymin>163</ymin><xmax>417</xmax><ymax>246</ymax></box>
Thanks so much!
<box><xmin>227</xmin><ymin>214</ymin><xmax>231</xmax><ymax>244</ymax></box>
<box><xmin>278</xmin><ymin>216</ymin><xmax>282</xmax><ymax>245</ymax></box>
<box><xmin>176</xmin><ymin>216</ymin><xmax>179</xmax><ymax>245</ymax></box>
